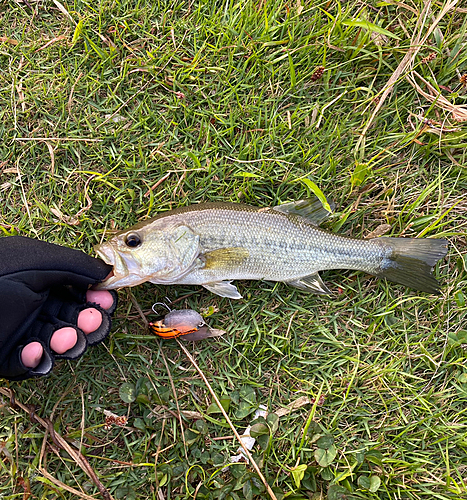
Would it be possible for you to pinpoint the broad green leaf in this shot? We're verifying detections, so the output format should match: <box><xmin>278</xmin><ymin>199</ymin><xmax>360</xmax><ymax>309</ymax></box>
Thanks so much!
<box><xmin>316</xmin><ymin>434</ymin><xmax>334</xmax><ymax>449</ymax></box>
<box><xmin>455</xmin><ymin>291</ymin><xmax>465</xmax><ymax>307</ymax></box>
<box><xmin>236</xmin><ymin>401</ymin><xmax>254</xmax><ymax>419</ymax></box>
<box><xmin>219</xmin><ymin>396</ymin><xmax>231</xmax><ymax>411</ymax></box>
<box><xmin>115</xmin><ymin>486</ymin><xmax>136</xmax><ymax>500</ymax></box>
<box><xmin>355</xmin><ymin>450</ymin><xmax>365</xmax><ymax>464</ymax></box>
<box><xmin>135</xmin><ymin>394</ymin><xmax>150</xmax><ymax>405</ymax></box>
<box><xmin>358</xmin><ymin>475</ymin><xmax>381</xmax><ymax>492</ymax></box>
<box><xmin>306</xmin><ymin>420</ymin><xmax>322</xmax><ymax>441</ymax></box>
<box><xmin>194</xmin><ymin>419</ymin><xmax>208</xmax><ymax>434</ymax></box>
<box><xmin>230</xmin><ymin>463</ymin><xmax>247</xmax><ymax>478</ymax></box>
<box><xmin>239</xmin><ymin>386</ymin><xmax>256</xmax><ymax>404</ymax></box>
<box><xmin>358</xmin><ymin>475</ymin><xmax>371</xmax><ymax>489</ymax></box>
<box><xmin>315</xmin><ymin>443</ymin><xmax>337</xmax><ymax>467</ymax></box>
<box><xmin>266</xmin><ymin>412</ymin><xmax>279</xmax><ymax>433</ymax></box>
<box><xmin>184</xmin><ymin>429</ymin><xmax>199</xmax><ymax>446</ymax></box>
<box><xmin>351</xmin><ymin>162</ymin><xmax>371</xmax><ymax>188</ymax></box>
<box><xmin>327</xmin><ymin>484</ymin><xmax>350</xmax><ymax>500</ymax></box>
<box><xmin>342</xmin><ymin>19</ymin><xmax>400</xmax><ymax>40</ymax></box>
<box><xmin>271</xmin><ymin>487</ymin><xmax>285</xmax><ymax>500</ymax></box>
<box><xmin>243</xmin><ymin>480</ymin><xmax>253</xmax><ymax>500</ymax></box>
<box><xmin>301</xmin><ymin>470</ymin><xmax>317</xmax><ymax>492</ymax></box>
<box><xmin>384</xmin><ymin>314</ymin><xmax>398</xmax><ymax>327</ymax></box>
<box><xmin>296</xmin><ymin>178</ymin><xmax>332</xmax><ymax>212</ymax></box>
<box><xmin>250</xmin><ymin>423</ymin><xmax>269</xmax><ymax>438</ymax></box>
<box><xmin>365</xmin><ymin>450</ymin><xmax>383</xmax><ymax>465</ymax></box>
<box><xmin>207</xmin><ymin>396</ymin><xmax>231</xmax><ymax>414</ymax></box>
<box><xmin>200</xmin><ymin>450</ymin><xmax>210</xmax><ymax>464</ymax></box>
<box><xmin>119</xmin><ymin>382</ymin><xmax>136</xmax><ymax>403</ymax></box>
<box><xmin>321</xmin><ymin>467</ymin><xmax>333</xmax><ymax>481</ymax></box>
<box><xmin>212</xmin><ymin>453</ymin><xmax>224</xmax><ymax>466</ymax></box>
<box><xmin>206</xmin><ymin>403</ymin><xmax>220</xmax><ymax>414</ymax></box>
<box><xmin>369</xmin><ymin>475</ymin><xmax>381</xmax><ymax>492</ymax></box>
<box><xmin>133</xmin><ymin>418</ymin><xmax>146</xmax><ymax>431</ymax></box>
<box><xmin>257</xmin><ymin>433</ymin><xmax>270</xmax><ymax>450</ymax></box>
<box><xmin>448</xmin><ymin>330</ymin><xmax>467</xmax><ymax>346</ymax></box>
<box><xmin>291</xmin><ymin>464</ymin><xmax>307</xmax><ymax>488</ymax></box>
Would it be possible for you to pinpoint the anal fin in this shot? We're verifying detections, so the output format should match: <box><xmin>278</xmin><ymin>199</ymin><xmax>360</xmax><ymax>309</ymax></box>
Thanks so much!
<box><xmin>203</xmin><ymin>281</ymin><xmax>243</xmax><ymax>299</ymax></box>
<box><xmin>286</xmin><ymin>273</ymin><xmax>332</xmax><ymax>295</ymax></box>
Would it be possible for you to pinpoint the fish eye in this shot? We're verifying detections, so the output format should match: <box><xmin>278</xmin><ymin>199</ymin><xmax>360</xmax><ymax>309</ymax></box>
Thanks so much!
<box><xmin>124</xmin><ymin>233</ymin><xmax>142</xmax><ymax>248</ymax></box>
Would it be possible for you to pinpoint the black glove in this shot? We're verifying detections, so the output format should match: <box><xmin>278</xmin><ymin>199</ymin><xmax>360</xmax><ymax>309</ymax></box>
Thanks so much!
<box><xmin>0</xmin><ymin>236</ymin><xmax>117</xmax><ymax>381</ymax></box>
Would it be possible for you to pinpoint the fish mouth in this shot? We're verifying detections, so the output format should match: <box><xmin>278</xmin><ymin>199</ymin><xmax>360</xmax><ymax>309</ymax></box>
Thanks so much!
<box><xmin>93</xmin><ymin>244</ymin><xmax>129</xmax><ymax>290</ymax></box>
<box><xmin>94</xmin><ymin>243</ymin><xmax>152</xmax><ymax>289</ymax></box>
<box><xmin>95</xmin><ymin>243</ymin><xmax>116</xmax><ymax>266</ymax></box>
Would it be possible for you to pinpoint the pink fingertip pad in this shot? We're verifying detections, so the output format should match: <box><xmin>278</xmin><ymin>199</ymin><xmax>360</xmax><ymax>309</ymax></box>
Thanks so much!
<box><xmin>21</xmin><ymin>342</ymin><xmax>44</xmax><ymax>368</ymax></box>
<box><xmin>77</xmin><ymin>308</ymin><xmax>103</xmax><ymax>334</ymax></box>
<box><xmin>86</xmin><ymin>290</ymin><xmax>114</xmax><ymax>310</ymax></box>
<box><xmin>50</xmin><ymin>327</ymin><xmax>78</xmax><ymax>354</ymax></box>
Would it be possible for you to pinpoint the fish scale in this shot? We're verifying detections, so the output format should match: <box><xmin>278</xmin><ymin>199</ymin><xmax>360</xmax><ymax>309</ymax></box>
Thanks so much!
<box><xmin>95</xmin><ymin>200</ymin><xmax>448</xmax><ymax>298</ymax></box>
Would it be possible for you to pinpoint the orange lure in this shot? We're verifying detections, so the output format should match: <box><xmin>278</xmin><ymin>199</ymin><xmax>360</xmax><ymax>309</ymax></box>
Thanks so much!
<box><xmin>149</xmin><ymin>309</ymin><xmax>225</xmax><ymax>342</ymax></box>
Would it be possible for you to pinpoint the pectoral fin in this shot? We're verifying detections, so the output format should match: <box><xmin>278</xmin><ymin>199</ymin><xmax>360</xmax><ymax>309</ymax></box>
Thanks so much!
<box><xmin>287</xmin><ymin>273</ymin><xmax>332</xmax><ymax>295</ymax></box>
<box><xmin>273</xmin><ymin>196</ymin><xmax>335</xmax><ymax>225</ymax></box>
<box><xmin>203</xmin><ymin>281</ymin><xmax>243</xmax><ymax>299</ymax></box>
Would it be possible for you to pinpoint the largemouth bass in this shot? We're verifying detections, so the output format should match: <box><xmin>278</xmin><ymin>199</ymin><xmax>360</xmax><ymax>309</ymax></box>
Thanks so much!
<box><xmin>94</xmin><ymin>198</ymin><xmax>448</xmax><ymax>298</ymax></box>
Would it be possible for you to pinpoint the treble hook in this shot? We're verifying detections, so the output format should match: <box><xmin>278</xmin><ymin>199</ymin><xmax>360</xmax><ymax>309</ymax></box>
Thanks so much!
<box><xmin>151</xmin><ymin>301</ymin><xmax>172</xmax><ymax>315</ymax></box>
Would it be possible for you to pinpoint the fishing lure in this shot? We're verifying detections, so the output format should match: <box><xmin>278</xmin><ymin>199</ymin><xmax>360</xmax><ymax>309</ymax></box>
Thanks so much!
<box><xmin>149</xmin><ymin>306</ymin><xmax>225</xmax><ymax>342</ymax></box>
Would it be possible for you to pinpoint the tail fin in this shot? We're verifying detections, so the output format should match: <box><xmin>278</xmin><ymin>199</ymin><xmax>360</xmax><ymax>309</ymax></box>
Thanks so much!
<box><xmin>374</xmin><ymin>237</ymin><xmax>448</xmax><ymax>293</ymax></box>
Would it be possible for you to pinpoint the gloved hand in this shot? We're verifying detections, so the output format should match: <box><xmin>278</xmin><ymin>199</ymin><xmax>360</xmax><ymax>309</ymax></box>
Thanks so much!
<box><xmin>0</xmin><ymin>236</ymin><xmax>117</xmax><ymax>381</ymax></box>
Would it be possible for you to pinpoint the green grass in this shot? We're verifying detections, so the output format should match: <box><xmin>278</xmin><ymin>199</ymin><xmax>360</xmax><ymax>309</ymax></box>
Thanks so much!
<box><xmin>1</xmin><ymin>1</ymin><xmax>466</xmax><ymax>499</ymax></box>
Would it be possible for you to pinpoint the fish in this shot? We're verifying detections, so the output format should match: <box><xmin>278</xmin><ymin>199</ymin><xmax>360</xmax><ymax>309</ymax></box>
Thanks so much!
<box><xmin>94</xmin><ymin>197</ymin><xmax>448</xmax><ymax>299</ymax></box>
<box><xmin>149</xmin><ymin>309</ymin><xmax>225</xmax><ymax>341</ymax></box>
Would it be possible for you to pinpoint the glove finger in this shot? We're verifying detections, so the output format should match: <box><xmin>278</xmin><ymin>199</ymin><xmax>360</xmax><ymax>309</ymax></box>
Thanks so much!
<box><xmin>63</xmin><ymin>287</ymin><xmax>118</xmax><ymax>315</ymax></box>
<box><xmin>0</xmin><ymin>340</ymin><xmax>54</xmax><ymax>381</ymax></box>
<box><xmin>1</xmin><ymin>317</ymin><xmax>89</xmax><ymax>381</ymax></box>
<box><xmin>86</xmin><ymin>289</ymin><xmax>118</xmax><ymax>315</ymax></box>
<box><xmin>77</xmin><ymin>303</ymin><xmax>112</xmax><ymax>346</ymax></box>
<box><xmin>46</xmin><ymin>287</ymin><xmax>117</xmax><ymax>317</ymax></box>
<box><xmin>30</xmin><ymin>318</ymin><xmax>88</xmax><ymax>360</ymax></box>
<box><xmin>0</xmin><ymin>237</ymin><xmax>112</xmax><ymax>290</ymax></box>
<box><xmin>40</xmin><ymin>291</ymin><xmax>113</xmax><ymax>347</ymax></box>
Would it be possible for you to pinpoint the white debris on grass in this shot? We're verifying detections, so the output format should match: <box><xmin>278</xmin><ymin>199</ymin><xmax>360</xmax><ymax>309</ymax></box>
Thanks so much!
<box><xmin>230</xmin><ymin>405</ymin><xmax>268</xmax><ymax>464</ymax></box>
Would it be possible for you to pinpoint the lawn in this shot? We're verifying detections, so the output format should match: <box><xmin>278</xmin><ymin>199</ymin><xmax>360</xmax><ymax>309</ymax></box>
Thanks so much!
<box><xmin>1</xmin><ymin>1</ymin><xmax>466</xmax><ymax>499</ymax></box>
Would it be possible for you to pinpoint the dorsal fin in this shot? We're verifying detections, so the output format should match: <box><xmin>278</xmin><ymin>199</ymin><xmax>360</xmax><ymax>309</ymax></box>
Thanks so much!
<box><xmin>273</xmin><ymin>197</ymin><xmax>335</xmax><ymax>225</ymax></box>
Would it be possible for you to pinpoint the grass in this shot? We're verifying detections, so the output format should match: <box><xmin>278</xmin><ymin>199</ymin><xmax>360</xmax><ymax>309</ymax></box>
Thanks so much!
<box><xmin>1</xmin><ymin>0</ymin><xmax>467</xmax><ymax>499</ymax></box>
